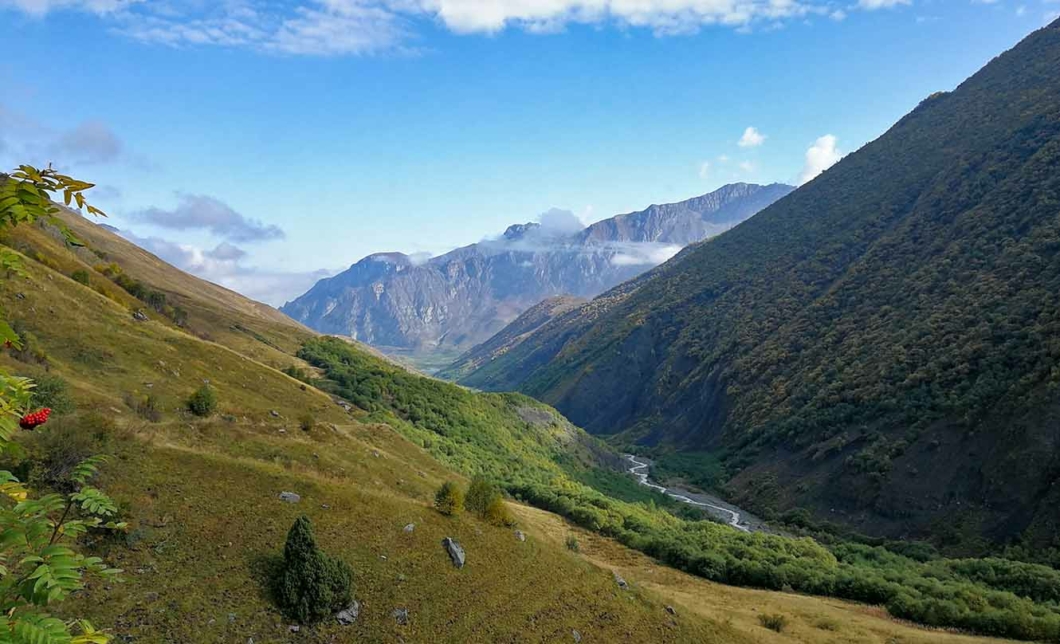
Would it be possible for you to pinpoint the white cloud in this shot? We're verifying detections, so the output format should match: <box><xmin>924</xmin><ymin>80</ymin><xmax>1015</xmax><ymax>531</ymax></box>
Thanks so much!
<box><xmin>737</xmin><ymin>126</ymin><xmax>766</xmax><ymax>148</ymax></box>
<box><xmin>857</xmin><ymin>0</ymin><xmax>910</xmax><ymax>9</ymax></box>
<box><xmin>0</xmin><ymin>103</ymin><xmax>140</xmax><ymax>170</ymax></box>
<box><xmin>610</xmin><ymin>242</ymin><xmax>682</xmax><ymax>266</ymax></box>
<box><xmin>119</xmin><ymin>230</ymin><xmax>333</xmax><ymax>305</ymax></box>
<box><xmin>738</xmin><ymin>160</ymin><xmax>755</xmax><ymax>173</ymax></box>
<box><xmin>129</xmin><ymin>194</ymin><xmax>285</xmax><ymax>242</ymax></box>
<box><xmin>698</xmin><ymin>160</ymin><xmax>711</xmax><ymax>179</ymax></box>
<box><xmin>2</xmin><ymin>0</ymin><xmax>839</xmax><ymax>56</ymax></box>
<box><xmin>797</xmin><ymin>134</ymin><xmax>841</xmax><ymax>185</ymax></box>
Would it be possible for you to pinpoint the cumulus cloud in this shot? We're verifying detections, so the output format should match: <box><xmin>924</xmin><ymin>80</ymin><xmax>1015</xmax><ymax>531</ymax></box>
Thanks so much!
<box><xmin>120</xmin><ymin>231</ymin><xmax>332</xmax><ymax>305</ymax></box>
<box><xmin>128</xmin><ymin>194</ymin><xmax>285</xmax><ymax>242</ymax></box>
<box><xmin>537</xmin><ymin>208</ymin><xmax>585</xmax><ymax>237</ymax></box>
<box><xmin>737</xmin><ymin>126</ymin><xmax>766</xmax><ymax>148</ymax></box>
<box><xmin>798</xmin><ymin>134</ymin><xmax>842</xmax><ymax>185</ymax></box>
<box><xmin>3</xmin><ymin>0</ymin><xmax>839</xmax><ymax>56</ymax></box>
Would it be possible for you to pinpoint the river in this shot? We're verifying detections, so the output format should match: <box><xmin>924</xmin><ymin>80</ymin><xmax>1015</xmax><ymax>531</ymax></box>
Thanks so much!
<box><xmin>625</xmin><ymin>454</ymin><xmax>770</xmax><ymax>533</ymax></box>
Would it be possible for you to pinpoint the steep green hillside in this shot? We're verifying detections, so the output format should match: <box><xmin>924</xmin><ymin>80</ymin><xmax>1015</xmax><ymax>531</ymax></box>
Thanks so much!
<box><xmin>455</xmin><ymin>20</ymin><xmax>1060</xmax><ymax>548</ymax></box>
<box><xmin>438</xmin><ymin>295</ymin><xmax>585</xmax><ymax>382</ymax></box>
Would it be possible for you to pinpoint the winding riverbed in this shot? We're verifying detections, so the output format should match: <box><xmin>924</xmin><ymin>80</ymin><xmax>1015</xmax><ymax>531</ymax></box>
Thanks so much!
<box><xmin>625</xmin><ymin>454</ymin><xmax>766</xmax><ymax>533</ymax></box>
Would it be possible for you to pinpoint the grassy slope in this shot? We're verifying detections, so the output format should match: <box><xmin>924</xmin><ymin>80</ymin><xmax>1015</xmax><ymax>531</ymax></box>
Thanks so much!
<box><xmin>0</xmin><ymin>212</ymin><xmax>1029</xmax><ymax>643</ymax></box>
<box><xmin>0</xmin><ymin>215</ymin><xmax>744</xmax><ymax>642</ymax></box>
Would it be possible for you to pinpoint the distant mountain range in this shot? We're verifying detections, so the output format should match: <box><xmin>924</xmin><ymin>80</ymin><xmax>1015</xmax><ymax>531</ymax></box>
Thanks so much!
<box><xmin>449</xmin><ymin>20</ymin><xmax>1060</xmax><ymax>546</ymax></box>
<box><xmin>280</xmin><ymin>183</ymin><xmax>793</xmax><ymax>361</ymax></box>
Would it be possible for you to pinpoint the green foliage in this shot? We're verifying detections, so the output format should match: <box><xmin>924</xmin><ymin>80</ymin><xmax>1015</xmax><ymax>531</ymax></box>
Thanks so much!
<box><xmin>434</xmin><ymin>481</ymin><xmax>464</xmax><ymax>517</ymax></box>
<box><xmin>465</xmin><ymin>474</ymin><xmax>499</xmax><ymax>517</ymax></box>
<box><xmin>758</xmin><ymin>613</ymin><xmax>787</xmax><ymax>632</ymax></box>
<box><xmin>483</xmin><ymin>496</ymin><xmax>516</xmax><ymax>527</ymax></box>
<box><xmin>276</xmin><ymin>516</ymin><xmax>353</xmax><ymax>625</ymax></box>
<box><xmin>187</xmin><ymin>384</ymin><xmax>217</xmax><ymax>417</ymax></box>
<box><xmin>29</xmin><ymin>374</ymin><xmax>75</xmax><ymax>416</ymax></box>
<box><xmin>124</xmin><ymin>392</ymin><xmax>161</xmax><ymax>422</ymax></box>
<box><xmin>298</xmin><ymin>412</ymin><xmax>315</xmax><ymax>432</ymax></box>
<box><xmin>565</xmin><ymin>535</ymin><xmax>580</xmax><ymax>553</ymax></box>
<box><xmin>21</xmin><ymin>413</ymin><xmax>113</xmax><ymax>492</ymax></box>
<box><xmin>70</xmin><ymin>269</ymin><xmax>90</xmax><ymax>285</ymax></box>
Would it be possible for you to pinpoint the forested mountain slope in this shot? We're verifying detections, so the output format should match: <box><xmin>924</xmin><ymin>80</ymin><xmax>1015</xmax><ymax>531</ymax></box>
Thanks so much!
<box><xmin>455</xmin><ymin>20</ymin><xmax>1060</xmax><ymax>546</ymax></box>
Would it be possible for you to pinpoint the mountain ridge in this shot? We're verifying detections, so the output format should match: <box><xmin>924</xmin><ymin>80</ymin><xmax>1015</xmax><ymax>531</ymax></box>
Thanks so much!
<box><xmin>280</xmin><ymin>183</ymin><xmax>793</xmax><ymax>361</ymax></box>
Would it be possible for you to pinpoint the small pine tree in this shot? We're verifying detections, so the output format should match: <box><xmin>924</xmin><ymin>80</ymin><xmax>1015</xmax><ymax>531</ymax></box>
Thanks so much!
<box><xmin>465</xmin><ymin>474</ymin><xmax>499</xmax><ymax>517</ymax></box>
<box><xmin>434</xmin><ymin>480</ymin><xmax>464</xmax><ymax>517</ymax></box>
<box><xmin>187</xmin><ymin>383</ymin><xmax>217</xmax><ymax>417</ymax></box>
<box><xmin>277</xmin><ymin>516</ymin><xmax>353</xmax><ymax>624</ymax></box>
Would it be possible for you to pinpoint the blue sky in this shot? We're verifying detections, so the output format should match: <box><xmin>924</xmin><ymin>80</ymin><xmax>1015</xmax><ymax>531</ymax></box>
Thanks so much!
<box><xmin>1</xmin><ymin>0</ymin><xmax>1056</xmax><ymax>304</ymax></box>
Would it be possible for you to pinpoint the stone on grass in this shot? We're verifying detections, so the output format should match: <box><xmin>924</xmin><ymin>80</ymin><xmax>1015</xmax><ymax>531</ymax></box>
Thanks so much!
<box><xmin>572</xmin><ymin>629</ymin><xmax>582</xmax><ymax>642</ymax></box>
<box><xmin>278</xmin><ymin>491</ymin><xmax>301</xmax><ymax>504</ymax></box>
<box><xmin>442</xmin><ymin>537</ymin><xmax>465</xmax><ymax>568</ymax></box>
<box><xmin>392</xmin><ymin>608</ymin><xmax>409</xmax><ymax>625</ymax></box>
<box><xmin>335</xmin><ymin>601</ymin><xmax>360</xmax><ymax>626</ymax></box>
<box><xmin>613</xmin><ymin>571</ymin><xmax>628</xmax><ymax>589</ymax></box>
<box><xmin>403</xmin><ymin>523</ymin><xmax>415</xmax><ymax>533</ymax></box>
<box><xmin>666</xmin><ymin>605</ymin><xmax>677</xmax><ymax>616</ymax></box>
<box><xmin>514</xmin><ymin>530</ymin><xmax>526</xmax><ymax>542</ymax></box>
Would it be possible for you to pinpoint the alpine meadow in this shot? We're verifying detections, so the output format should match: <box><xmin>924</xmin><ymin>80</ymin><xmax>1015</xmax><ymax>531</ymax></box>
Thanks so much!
<box><xmin>2</xmin><ymin>4</ymin><xmax>1060</xmax><ymax>644</ymax></box>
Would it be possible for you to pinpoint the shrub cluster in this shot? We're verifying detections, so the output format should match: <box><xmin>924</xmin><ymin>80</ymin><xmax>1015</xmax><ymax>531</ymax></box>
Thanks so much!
<box><xmin>96</xmin><ymin>263</ymin><xmax>189</xmax><ymax>326</ymax></box>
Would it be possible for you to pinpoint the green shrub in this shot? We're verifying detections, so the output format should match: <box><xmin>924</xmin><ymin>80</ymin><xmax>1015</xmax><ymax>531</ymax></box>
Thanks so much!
<box><xmin>125</xmin><ymin>391</ymin><xmax>162</xmax><ymax>422</ymax></box>
<box><xmin>465</xmin><ymin>474</ymin><xmax>500</xmax><ymax>517</ymax></box>
<box><xmin>759</xmin><ymin>613</ymin><xmax>788</xmax><ymax>632</ymax></box>
<box><xmin>22</xmin><ymin>412</ymin><xmax>113</xmax><ymax>492</ymax></box>
<box><xmin>29</xmin><ymin>373</ymin><xmax>75</xmax><ymax>415</ymax></box>
<box><xmin>565</xmin><ymin>535</ymin><xmax>580</xmax><ymax>553</ymax></box>
<box><xmin>187</xmin><ymin>383</ymin><xmax>217</xmax><ymax>417</ymax></box>
<box><xmin>70</xmin><ymin>269</ymin><xmax>90</xmax><ymax>285</ymax></box>
<box><xmin>276</xmin><ymin>516</ymin><xmax>353</xmax><ymax>624</ymax></box>
<box><xmin>484</xmin><ymin>496</ymin><xmax>515</xmax><ymax>527</ymax></box>
<box><xmin>299</xmin><ymin>412</ymin><xmax>315</xmax><ymax>432</ymax></box>
<box><xmin>434</xmin><ymin>481</ymin><xmax>464</xmax><ymax>517</ymax></box>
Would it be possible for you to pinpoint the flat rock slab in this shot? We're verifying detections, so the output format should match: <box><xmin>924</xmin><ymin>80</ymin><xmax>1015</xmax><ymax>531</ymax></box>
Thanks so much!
<box><xmin>442</xmin><ymin>537</ymin><xmax>465</xmax><ymax>568</ymax></box>
<box><xmin>278</xmin><ymin>491</ymin><xmax>301</xmax><ymax>503</ymax></box>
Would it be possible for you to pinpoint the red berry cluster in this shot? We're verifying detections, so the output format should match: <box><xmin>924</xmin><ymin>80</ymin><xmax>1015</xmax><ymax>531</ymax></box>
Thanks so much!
<box><xmin>19</xmin><ymin>408</ymin><xmax>51</xmax><ymax>430</ymax></box>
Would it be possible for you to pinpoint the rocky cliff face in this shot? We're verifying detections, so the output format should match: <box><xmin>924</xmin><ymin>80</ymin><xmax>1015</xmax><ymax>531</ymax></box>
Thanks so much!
<box><xmin>280</xmin><ymin>183</ymin><xmax>793</xmax><ymax>357</ymax></box>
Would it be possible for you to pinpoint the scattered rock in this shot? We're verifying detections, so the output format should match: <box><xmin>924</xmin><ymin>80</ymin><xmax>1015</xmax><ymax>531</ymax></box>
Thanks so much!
<box><xmin>666</xmin><ymin>605</ymin><xmax>677</xmax><ymax>616</ymax></box>
<box><xmin>514</xmin><ymin>530</ymin><xmax>526</xmax><ymax>542</ymax></box>
<box><xmin>372</xmin><ymin>450</ymin><xmax>381</xmax><ymax>458</ymax></box>
<box><xmin>321</xmin><ymin>504</ymin><xmax>331</xmax><ymax>510</ymax></box>
<box><xmin>613</xmin><ymin>571</ymin><xmax>628</xmax><ymax>589</ymax></box>
<box><xmin>403</xmin><ymin>523</ymin><xmax>415</xmax><ymax>533</ymax></box>
<box><xmin>228</xmin><ymin>613</ymin><xmax>237</xmax><ymax>623</ymax></box>
<box><xmin>335</xmin><ymin>600</ymin><xmax>360</xmax><ymax>625</ymax></box>
<box><xmin>392</xmin><ymin>608</ymin><xmax>409</xmax><ymax>626</ymax></box>
<box><xmin>379</xmin><ymin>555</ymin><xmax>388</xmax><ymax>561</ymax></box>
<box><xmin>270</xmin><ymin>410</ymin><xmax>280</xmax><ymax>418</ymax></box>
<box><xmin>288</xmin><ymin>625</ymin><xmax>300</xmax><ymax>633</ymax></box>
<box><xmin>132</xmin><ymin>310</ymin><xmax>148</xmax><ymax>321</ymax></box>
<box><xmin>278</xmin><ymin>491</ymin><xmax>301</xmax><ymax>504</ymax></box>
<box><xmin>442</xmin><ymin>537</ymin><xmax>465</xmax><ymax>568</ymax></box>
<box><xmin>246</xmin><ymin>639</ymin><xmax>254</xmax><ymax>644</ymax></box>
<box><xmin>572</xmin><ymin>629</ymin><xmax>582</xmax><ymax>642</ymax></box>
<box><xmin>15</xmin><ymin>293</ymin><xmax>24</xmax><ymax>300</ymax></box>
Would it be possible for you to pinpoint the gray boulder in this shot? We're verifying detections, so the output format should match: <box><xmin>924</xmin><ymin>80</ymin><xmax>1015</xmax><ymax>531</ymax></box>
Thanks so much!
<box><xmin>442</xmin><ymin>537</ymin><xmax>465</xmax><ymax>568</ymax></box>
<box><xmin>403</xmin><ymin>523</ymin><xmax>415</xmax><ymax>533</ymax></box>
<box><xmin>335</xmin><ymin>601</ymin><xmax>360</xmax><ymax>625</ymax></box>
<box><xmin>514</xmin><ymin>530</ymin><xmax>526</xmax><ymax>542</ymax></box>
<box><xmin>278</xmin><ymin>491</ymin><xmax>301</xmax><ymax>504</ymax></box>
<box><xmin>613</xmin><ymin>571</ymin><xmax>628</xmax><ymax>589</ymax></box>
<box><xmin>392</xmin><ymin>608</ymin><xmax>409</xmax><ymax>625</ymax></box>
